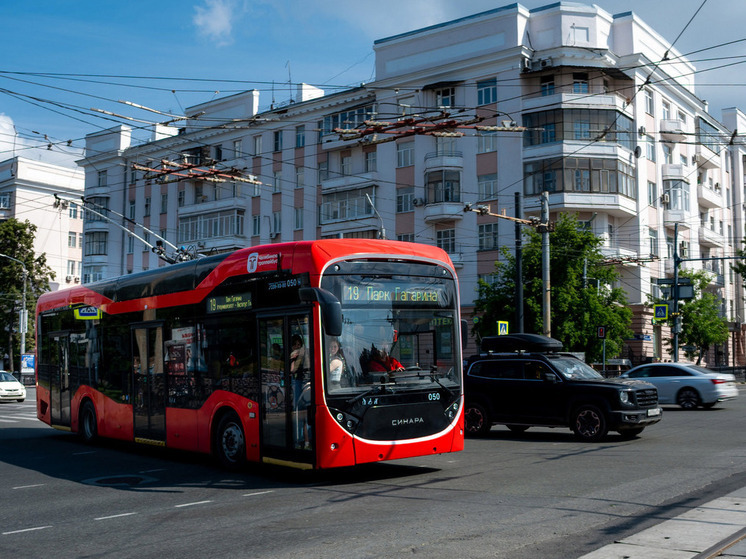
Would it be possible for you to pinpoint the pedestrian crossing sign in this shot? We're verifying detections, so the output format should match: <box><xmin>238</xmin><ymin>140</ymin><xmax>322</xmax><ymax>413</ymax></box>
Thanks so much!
<box><xmin>497</xmin><ymin>321</ymin><xmax>509</xmax><ymax>335</ymax></box>
<box><xmin>654</xmin><ymin>304</ymin><xmax>668</xmax><ymax>320</ymax></box>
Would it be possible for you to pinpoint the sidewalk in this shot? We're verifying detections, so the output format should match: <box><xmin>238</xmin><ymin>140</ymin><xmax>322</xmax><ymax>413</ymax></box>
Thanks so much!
<box><xmin>579</xmin><ymin>486</ymin><xmax>746</xmax><ymax>558</ymax></box>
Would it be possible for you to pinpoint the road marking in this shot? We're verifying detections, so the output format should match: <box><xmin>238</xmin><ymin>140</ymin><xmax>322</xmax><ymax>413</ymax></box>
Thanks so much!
<box><xmin>3</xmin><ymin>526</ymin><xmax>52</xmax><ymax>535</ymax></box>
<box><xmin>0</xmin><ymin>418</ymin><xmax>18</xmax><ymax>423</ymax></box>
<box><xmin>12</xmin><ymin>484</ymin><xmax>45</xmax><ymax>490</ymax></box>
<box><xmin>174</xmin><ymin>500</ymin><xmax>213</xmax><ymax>508</ymax></box>
<box><xmin>243</xmin><ymin>490</ymin><xmax>274</xmax><ymax>497</ymax></box>
<box><xmin>72</xmin><ymin>451</ymin><xmax>97</xmax><ymax>456</ymax></box>
<box><xmin>95</xmin><ymin>513</ymin><xmax>137</xmax><ymax>521</ymax></box>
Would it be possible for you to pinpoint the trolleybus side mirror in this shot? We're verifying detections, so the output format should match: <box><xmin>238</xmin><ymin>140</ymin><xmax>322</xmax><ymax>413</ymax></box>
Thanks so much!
<box><xmin>299</xmin><ymin>287</ymin><xmax>343</xmax><ymax>337</ymax></box>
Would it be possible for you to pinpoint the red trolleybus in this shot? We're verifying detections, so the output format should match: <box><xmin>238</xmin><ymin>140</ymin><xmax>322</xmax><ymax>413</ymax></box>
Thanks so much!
<box><xmin>35</xmin><ymin>240</ymin><xmax>464</xmax><ymax>470</ymax></box>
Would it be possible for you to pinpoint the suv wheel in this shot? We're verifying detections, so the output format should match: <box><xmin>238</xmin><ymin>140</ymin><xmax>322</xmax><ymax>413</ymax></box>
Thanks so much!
<box><xmin>464</xmin><ymin>402</ymin><xmax>490</xmax><ymax>436</ymax></box>
<box><xmin>571</xmin><ymin>404</ymin><xmax>608</xmax><ymax>442</ymax></box>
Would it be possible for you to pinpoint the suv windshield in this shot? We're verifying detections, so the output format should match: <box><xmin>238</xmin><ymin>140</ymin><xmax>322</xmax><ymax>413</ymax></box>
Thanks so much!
<box><xmin>320</xmin><ymin>263</ymin><xmax>461</xmax><ymax>398</ymax></box>
<box><xmin>548</xmin><ymin>356</ymin><xmax>604</xmax><ymax>380</ymax></box>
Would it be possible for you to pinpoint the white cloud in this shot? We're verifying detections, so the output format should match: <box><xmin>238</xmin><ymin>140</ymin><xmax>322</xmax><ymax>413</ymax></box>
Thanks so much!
<box><xmin>193</xmin><ymin>0</ymin><xmax>239</xmax><ymax>47</ymax></box>
<box><xmin>0</xmin><ymin>114</ymin><xmax>81</xmax><ymax>168</ymax></box>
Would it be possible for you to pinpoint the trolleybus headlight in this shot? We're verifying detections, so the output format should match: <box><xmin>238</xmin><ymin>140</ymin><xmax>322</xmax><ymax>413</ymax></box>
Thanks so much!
<box><xmin>445</xmin><ymin>400</ymin><xmax>460</xmax><ymax>421</ymax></box>
<box><xmin>330</xmin><ymin>408</ymin><xmax>359</xmax><ymax>433</ymax></box>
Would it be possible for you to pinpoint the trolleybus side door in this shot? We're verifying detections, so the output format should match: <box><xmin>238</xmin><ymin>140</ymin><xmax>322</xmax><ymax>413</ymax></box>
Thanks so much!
<box><xmin>47</xmin><ymin>332</ymin><xmax>71</xmax><ymax>428</ymax></box>
<box><xmin>258</xmin><ymin>313</ymin><xmax>314</xmax><ymax>468</ymax></box>
<box><xmin>132</xmin><ymin>324</ymin><xmax>166</xmax><ymax>444</ymax></box>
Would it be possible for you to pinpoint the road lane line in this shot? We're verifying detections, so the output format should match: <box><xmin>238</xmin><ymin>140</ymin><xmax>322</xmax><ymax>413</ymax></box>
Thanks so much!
<box><xmin>174</xmin><ymin>500</ymin><xmax>213</xmax><ymax>508</ymax></box>
<box><xmin>95</xmin><ymin>513</ymin><xmax>137</xmax><ymax>521</ymax></box>
<box><xmin>3</xmin><ymin>526</ymin><xmax>52</xmax><ymax>535</ymax></box>
<box><xmin>243</xmin><ymin>490</ymin><xmax>274</xmax><ymax>497</ymax></box>
<box><xmin>12</xmin><ymin>484</ymin><xmax>45</xmax><ymax>490</ymax></box>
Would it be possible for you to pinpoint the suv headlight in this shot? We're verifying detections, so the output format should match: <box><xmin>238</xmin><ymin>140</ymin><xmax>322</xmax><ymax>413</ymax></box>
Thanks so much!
<box><xmin>619</xmin><ymin>389</ymin><xmax>634</xmax><ymax>406</ymax></box>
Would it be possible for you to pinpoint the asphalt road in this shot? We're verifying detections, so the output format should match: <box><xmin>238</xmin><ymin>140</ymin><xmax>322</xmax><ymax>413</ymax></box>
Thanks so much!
<box><xmin>1</xmin><ymin>387</ymin><xmax>744</xmax><ymax>559</ymax></box>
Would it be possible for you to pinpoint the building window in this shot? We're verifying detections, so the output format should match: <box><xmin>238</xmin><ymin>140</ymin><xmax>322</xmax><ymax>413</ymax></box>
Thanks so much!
<box><xmin>572</xmin><ymin>73</ymin><xmax>589</xmax><ymax>94</ymax></box>
<box><xmin>295</xmin><ymin>125</ymin><xmax>305</xmax><ymax>148</ymax></box>
<box><xmin>540</xmin><ymin>75</ymin><xmax>555</xmax><ymax>96</ymax></box>
<box><xmin>573</xmin><ymin>120</ymin><xmax>591</xmax><ymax>140</ymax></box>
<box><xmin>320</xmin><ymin>187</ymin><xmax>374</xmax><ymax>223</ymax></box>
<box><xmin>294</xmin><ymin>207</ymin><xmax>303</xmax><ymax>230</ymax></box>
<box><xmin>646</xmin><ymin>137</ymin><xmax>656</xmax><ymax>161</ymax></box>
<box><xmin>85</xmin><ymin>197</ymin><xmax>109</xmax><ymax>222</ymax></box>
<box><xmin>161</xmin><ymin>193</ymin><xmax>168</xmax><ymax>214</ymax></box>
<box><xmin>396</xmin><ymin>186</ymin><xmax>414</xmax><ymax>213</ymax></box>
<box><xmin>477</xmin><ymin>131</ymin><xmax>498</xmax><ymax>153</ymax></box>
<box><xmin>213</xmin><ymin>145</ymin><xmax>223</xmax><ymax>162</ymax></box>
<box><xmin>273</xmin><ymin>130</ymin><xmax>283</xmax><ymax>152</ymax></box>
<box><xmin>67</xmin><ymin>260</ymin><xmax>76</xmax><ymax>276</ymax></box>
<box><xmin>649</xmin><ymin>228</ymin><xmax>658</xmax><ymax>257</ymax></box>
<box><xmin>478</xmin><ymin>223</ymin><xmax>499</xmax><ymax>250</ymax></box>
<box><xmin>665</xmin><ymin>180</ymin><xmax>690</xmax><ymax>211</ymax></box>
<box><xmin>177</xmin><ymin>210</ymin><xmax>245</xmax><ymax>243</ymax></box>
<box><xmin>273</xmin><ymin>172</ymin><xmax>281</xmax><ymax>193</ymax></box>
<box><xmin>524</xmin><ymin>157</ymin><xmax>636</xmax><ymax>198</ymax></box>
<box><xmin>648</xmin><ymin>181</ymin><xmax>658</xmax><ymax>207</ymax></box>
<box><xmin>252</xmin><ymin>215</ymin><xmax>261</xmax><ymax>236</ymax></box>
<box><xmin>127</xmin><ymin>235</ymin><xmax>134</xmax><ymax>254</ymax></box>
<box><xmin>129</xmin><ymin>201</ymin><xmax>136</xmax><ymax>219</ymax></box>
<box><xmin>426</xmin><ymin>170</ymin><xmax>461</xmax><ymax>203</ymax></box>
<box><xmin>97</xmin><ymin>170</ymin><xmax>107</xmax><ymax>187</ymax></box>
<box><xmin>68</xmin><ymin>202</ymin><xmax>78</xmax><ymax>219</ymax></box>
<box><xmin>436</xmin><ymin>229</ymin><xmax>456</xmax><ymax>253</ymax></box>
<box><xmin>340</xmin><ymin>154</ymin><xmax>352</xmax><ymax>176</ymax></box>
<box><xmin>662</xmin><ymin>144</ymin><xmax>672</xmax><ymax>164</ymax></box>
<box><xmin>272</xmin><ymin>211</ymin><xmax>281</xmax><ymax>234</ymax></box>
<box><xmin>397</xmin><ymin>141</ymin><xmax>415</xmax><ymax>168</ymax></box>
<box><xmin>68</xmin><ymin>231</ymin><xmax>77</xmax><ymax>248</ymax></box>
<box><xmin>318</xmin><ymin>160</ymin><xmax>329</xmax><ymax>183</ymax></box>
<box><xmin>233</xmin><ymin>139</ymin><xmax>242</xmax><ymax>158</ymax></box>
<box><xmin>396</xmin><ymin>233</ymin><xmax>414</xmax><ymax>243</ymax></box>
<box><xmin>365</xmin><ymin>150</ymin><xmax>377</xmax><ymax>172</ymax></box>
<box><xmin>478</xmin><ymin>173</ymin><xmax>498</xmax><ymax>200</ymax></box>
<box><xmin>436</xmin><ymin>136</ymin><xmax>457</xmax><ymax>156</ymax></box>
<box><xmin>144</xmin><ymin>197</ymin><xmax>151</xmax><ymax>217</ymax></box>
<box><xmin>477</xmin><ymin>79</ymin><xmax>497</xmax><ymax>105</ymax></box>
<box><xmin>435</xmin><ymin>87</ymin><xmax>455</xmax><ymax>108</ymax></box>
<box><xmin>178</xmin><ymin>190</ymin><xmax>185</xmax><ymax>207</ymax></box>
<box><xmin>295</xmin><ymin>167</ymin><xmax>304</xmax><ymax>188</ymax></box>
<box><xmin>321</xmin><ymin>104</ymin><xmax>375</xmax><ymax>137</ymax></box>
<box><xmin>523</xmin><ymin>109</ymin><xmax>633</xmax><ymax>149</ymax></box>
<box><xmin>662</xmin><ymin>100</ymin><xmax>670</xmax><ymax>120</ymax></box>
<box><xmin>644</xmin><ymin>89</ymin><xmax>654</xmax><ymax>115</ymax></box>
<box><xmin>84</xmin><ymin>231</ymin><xmax>108</xmax><ymax>256</ymax></box>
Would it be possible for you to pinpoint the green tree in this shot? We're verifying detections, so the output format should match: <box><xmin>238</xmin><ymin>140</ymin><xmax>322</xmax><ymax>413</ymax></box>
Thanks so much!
<box><xmin>675</xmin><ymin>270</ymin><xmax>728</xmax><ymax>364</ymax></box>
<box><xmin>474</xmin><ymin>213</ymin><xmax>632</xmax><ymax>363</ymax></box>
<box><xmin>0</xmin><ymin>219</ymin><xmax>54</xmax><ymax>371</ymax></box>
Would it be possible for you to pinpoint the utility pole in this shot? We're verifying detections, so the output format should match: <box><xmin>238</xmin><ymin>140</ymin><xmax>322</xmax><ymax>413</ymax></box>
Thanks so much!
<box><xmin>515</xmin><ymin>192</ymin><xmax>524</xmax><ymax>333</ymax></box>
<box><xmin>540</xmin><ymin>192</ymin><xmax>551</xmax><ymax>338</ymax></box>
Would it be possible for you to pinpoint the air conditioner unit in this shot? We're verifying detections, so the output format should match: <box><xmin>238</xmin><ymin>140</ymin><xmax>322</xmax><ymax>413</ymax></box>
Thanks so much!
<box><xmin>74</xmin><ymin>276</ymin><xmax>80</xmax><ymax>283</ymax></box>
<box><xmin>520</xmin><ymin>57</ymin><xmax>532</xmax><ymax>72</ymax></box>
<box><xmin>661</xmin><ymin>192</ymin><xmax>670</xmax><ymax>205</ymax></box>
<box><xmin>680</xmin><ymin>241</ymin><xmax>689</xmax><ymax>257</ymax></box>
<box><xmin>269</xmin><ymin>232</ymin><xmax>278</xmax><ymax>239</ymax></box>
<box><xmin>412</xmin><ymin>198</ymin><xmax>425</xmax><ymax>207</ymax></box>
<box><xmin>540</xmin><ymin>57</ymin><xmax>552</xmax><ymax>68</ymax></box>
<box><xmin>638</xmin><ymin>126</ymin><xmax>646</xmax><ymax>137</ymax></box>
<box><xmin>65</xmin><ymin>275</ymin><xmax>73</xmax><ymax>282</ymax></box>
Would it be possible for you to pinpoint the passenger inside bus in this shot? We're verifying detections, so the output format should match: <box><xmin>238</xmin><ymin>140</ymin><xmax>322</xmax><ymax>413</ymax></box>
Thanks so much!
<box><xmin>327</xmin><ymin>338</ymin><xmax>347</xmax><ymax>390</ymax></box>
<box><xmin>368</xmin><ymin>345</ymin><xmax>405</xmax><ymax>373</ymax></box>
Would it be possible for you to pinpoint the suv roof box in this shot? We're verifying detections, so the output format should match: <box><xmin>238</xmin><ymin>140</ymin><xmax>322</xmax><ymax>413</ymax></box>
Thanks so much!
<box><xmin>481</xmin><ymin>333</ymin><xmax>563</xmax><ymax>353</ymax></box>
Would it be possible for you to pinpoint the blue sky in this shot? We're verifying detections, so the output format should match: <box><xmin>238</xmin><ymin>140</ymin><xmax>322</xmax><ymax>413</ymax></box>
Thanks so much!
<box><xmin>1</xmin><ymin>0</ymin><xmax>744</xmax><ymax>166</ymax></box>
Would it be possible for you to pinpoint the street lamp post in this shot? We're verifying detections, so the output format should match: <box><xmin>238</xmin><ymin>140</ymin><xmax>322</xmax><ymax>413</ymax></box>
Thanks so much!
<box><xmin>0</xmin><ymin>253</ymin><xmax>28</xmax><ymax>367</ymax></box>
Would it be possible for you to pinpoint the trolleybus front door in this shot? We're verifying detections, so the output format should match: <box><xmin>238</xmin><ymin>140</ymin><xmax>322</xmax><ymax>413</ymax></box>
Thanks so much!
<box><xmin>132</xmin><ymin>325</ymin><xmax>166</xmax><ymax>444</ymax></box>
<box><xmin>47</xmin><ymin>333</ymin><xmax>71</xmax><ymax>428</ymax></box>
<box><xmin>259</xmin><ymin>314</ymin><xmax>313</xmax><ymax>468</ymax></box>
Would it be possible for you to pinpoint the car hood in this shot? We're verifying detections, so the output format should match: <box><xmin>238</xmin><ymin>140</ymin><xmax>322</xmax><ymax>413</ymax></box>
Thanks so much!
<box><xmin>571</xmin><ymin>377</ymin><xmax>656</xmax><ymax>390</ymax></box>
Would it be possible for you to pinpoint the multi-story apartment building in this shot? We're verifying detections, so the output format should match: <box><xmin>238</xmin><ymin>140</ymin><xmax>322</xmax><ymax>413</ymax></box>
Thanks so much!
<box><xmin>78</xmin><ymin>2</ymin><xmax>744</xmax><ymax>365</ymax></box>
<box><xmin>0</xmin><ymin>156</ymin><xmax>84</xmax><ymax>289</ymax></box>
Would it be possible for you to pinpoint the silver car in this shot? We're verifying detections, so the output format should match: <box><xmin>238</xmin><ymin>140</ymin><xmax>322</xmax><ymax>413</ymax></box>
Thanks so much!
<box><xmin>620</xmin><ymin>363</ymin><xmax>738</xmax><ymax>410</ymax></box>
<box><xmin>0</xmin><ymin>371</ymin><xmax>26</xmax><ymax>402</ymax></box>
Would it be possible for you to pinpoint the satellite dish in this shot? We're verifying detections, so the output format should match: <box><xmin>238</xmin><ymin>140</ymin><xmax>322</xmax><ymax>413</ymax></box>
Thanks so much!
<box><xmin>634</xmin><ymin>145</ymin><xmax>642</xmax><ymax>158</ymax></box>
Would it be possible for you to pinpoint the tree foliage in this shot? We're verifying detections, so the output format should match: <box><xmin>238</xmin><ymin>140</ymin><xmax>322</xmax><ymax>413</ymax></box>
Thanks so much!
<box><xmin>675</xmin><ymin>270</ymin><xmax>729</xmax><ymax>364</ymax></box>
<box><xmin>0</xmin><ymin>219</ymin><xmax>54</xmax><ymax>371</ymax></box>
<box><xmin>473</xmin><ymin>213</ymin><xmax>632</xmax><ymax>362</ymax></box>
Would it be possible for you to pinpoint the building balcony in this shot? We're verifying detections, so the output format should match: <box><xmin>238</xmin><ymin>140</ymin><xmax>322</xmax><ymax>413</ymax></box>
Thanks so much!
<box><xmin>524</xmin><ymin>192</ymin><xmax>637</xmax><ymax>218</ymax></box>
<box><xmin>659</xmin><ymin>119</ymin><xmax>687</xmax><ymax>142</ymax></box>
<box><xmin>423</xmin><ymin>202</ymin><xmax>465</xmax><ymax>224</ymax></box>
<box><xmin>423</xmin><ymin>151</ymin><xmax>463</xmax><ymax>171</ymax></box>
<box><xmin>663</xmin><ymin>208</ymin><xmax>690</xmax><ymax>228</ymax></box>
<box><xmin>693</xmin><ymin>150</ymin><xmax>719</xmax><ymax>170</ymax></box>
<box><xmin>699</xmin><ymin>226</ymin><xmax>725</xmax><ymax>248</ymax></box>
<box><xmin>178</xmin><ymin>194</ymin><xmax>249</xmax><ymax>217</ymax></box>
<box><xmin>662</xmin><ymin>164</ymin><xmax>687</xmax><ymax>181</ymax></box>
<box><xmin>522</xmin><ymin>92</ymin><xmax>630</xmax><ymax>113</ymax></box>
<box><xmin>321</xmin><ymin>171</ymin><xmax>376</xmax><ymax>193</ymax></box>
<box><xmin>599</xmin><ymin>245</ymin><xmax>638</xmax><ymax>261</ymax></box>
<box><xmin>697</xmin><ymin>184</ymin><xmax>722</xmax><ymax>208</ymax></box>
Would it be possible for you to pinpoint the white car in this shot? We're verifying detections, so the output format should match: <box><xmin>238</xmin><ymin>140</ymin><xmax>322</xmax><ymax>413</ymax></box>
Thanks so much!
<box><xmin>620</xmin><ymin>363</ymin><xmax>738</xmax><ymax>410</ymax></box>
<box><xmin>0</xmin><ymin>371</ymin><xmax>26</xmax><ymax>402</ymax></box>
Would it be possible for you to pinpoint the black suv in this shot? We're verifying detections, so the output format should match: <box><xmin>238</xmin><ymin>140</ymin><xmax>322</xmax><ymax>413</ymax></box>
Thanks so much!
<box><xmin>464</xmin><ymin>334</ymin><xmax>662</xmax><ymax>441</ymax></box>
